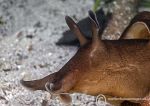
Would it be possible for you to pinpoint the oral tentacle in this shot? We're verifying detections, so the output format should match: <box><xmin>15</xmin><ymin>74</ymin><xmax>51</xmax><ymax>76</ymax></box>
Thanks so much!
<box><xmin>21</xmin><ymin>73</ymin><xmax>56</xmax><ymax>90</ymax></box>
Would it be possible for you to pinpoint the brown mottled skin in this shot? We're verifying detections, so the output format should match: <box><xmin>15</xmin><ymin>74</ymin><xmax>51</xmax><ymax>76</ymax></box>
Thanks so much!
<box><xmin>21</xmin><ymin>11</ymin><xmax>150</xmax><ymax>106</ymax></box>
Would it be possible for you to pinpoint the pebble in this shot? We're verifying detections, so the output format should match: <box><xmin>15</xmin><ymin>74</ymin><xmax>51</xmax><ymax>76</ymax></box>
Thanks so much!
<box><xmin>1</xmin><ymin>62</ymin><xmax>12</xmax><ymax>72</ymax></box>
